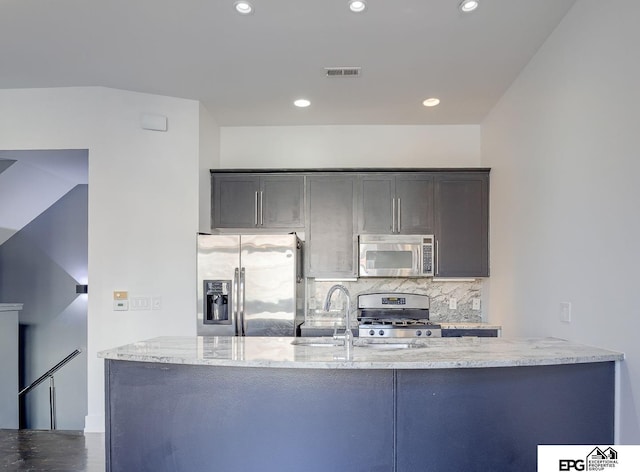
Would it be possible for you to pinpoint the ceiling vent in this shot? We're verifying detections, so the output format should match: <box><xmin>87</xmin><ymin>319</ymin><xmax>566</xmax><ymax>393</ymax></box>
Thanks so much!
<box><xmin>325</xmin><ymin>67</ymin><xmax>361</xmax><ymax>78</ymax></box>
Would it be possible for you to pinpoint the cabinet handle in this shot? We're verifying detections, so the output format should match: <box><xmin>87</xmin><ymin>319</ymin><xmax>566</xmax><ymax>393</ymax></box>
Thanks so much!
<box><xmin>397</xmin><ymin>197</ymin><xmax>401</xmax><ymax>233</ymax></box>
<box><xmin>259</xmin><ymin>191</ymin><xmax>264</xmax><ymax>226</ymax></box>
<box><xmin>435</xmin><ymin>239</ymin><xmax>440</xmax><ymax>276</ymax></box>
<box><xmin>392</xmin><ymin>198</ymin><xmax>396</xmax><ymax>233</ymax></box>
<box><xmin>254</xmin><ymin>191</ymin><xmax>259</xmax><ymax>226</ymax></box>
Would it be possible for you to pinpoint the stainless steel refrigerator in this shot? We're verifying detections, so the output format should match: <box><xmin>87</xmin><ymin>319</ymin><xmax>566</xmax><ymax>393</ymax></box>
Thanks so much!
<box><xmin>197</xmin><ymin>233</ymin><xmax>304</xmax><ymax>336</ymax></box>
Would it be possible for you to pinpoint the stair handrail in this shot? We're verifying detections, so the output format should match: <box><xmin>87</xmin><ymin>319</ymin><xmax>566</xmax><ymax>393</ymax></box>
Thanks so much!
<box><xmin>18</xmin><ymin>348</ymin><xmax>82</xmax><ymax>430</ymax></box>
<box><xmin>18</xmin><ymin>348</ymin><xmax>82</xmax><ymax>397</ymax></box>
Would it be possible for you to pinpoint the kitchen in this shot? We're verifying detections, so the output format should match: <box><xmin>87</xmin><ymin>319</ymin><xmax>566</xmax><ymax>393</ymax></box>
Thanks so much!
<box><xmin>98</xmin><ymin>168</ymin><xmax>619</xmax><ymax>470</ymax></box>
<box><xmin>1</xmin><ymin>0</ymin><xmax>639</xmax><ymax>470</ymax></box>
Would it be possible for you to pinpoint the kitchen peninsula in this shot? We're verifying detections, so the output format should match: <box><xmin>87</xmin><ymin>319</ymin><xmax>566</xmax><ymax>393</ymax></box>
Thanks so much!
<box><xmin>100</xmin><ymin>336</ymin><xmax>622</xmax><ymax>472</ymax></box>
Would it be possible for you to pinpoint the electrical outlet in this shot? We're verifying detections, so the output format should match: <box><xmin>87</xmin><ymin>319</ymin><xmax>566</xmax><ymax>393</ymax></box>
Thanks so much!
<box><xmin>560</xmin><ymin>302</ymin><xmax>572</xmax><ymax>323</ymax></box>
<box><xmin>472</xmin><ymin>298</ymin><xmax>481</xmax><ymax>310</ymax></box>
<box><xmin>449</xmin><ymin>298</ymin><xmax>457</xmax><ymax>310</ymax></box>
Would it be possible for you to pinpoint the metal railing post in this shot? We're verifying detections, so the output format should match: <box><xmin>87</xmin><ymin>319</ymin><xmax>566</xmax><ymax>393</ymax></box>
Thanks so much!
<box><xmin>49</xmin><ymin>376</ymin><xmax>56</xmax><ymax>430</ymax></box>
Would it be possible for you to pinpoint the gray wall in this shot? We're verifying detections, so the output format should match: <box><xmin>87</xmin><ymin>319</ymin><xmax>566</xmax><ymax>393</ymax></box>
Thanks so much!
<box><xmin>0</xmin><ymin>184</ymin><xmax>88</xmax><ymax>429</ymax></box>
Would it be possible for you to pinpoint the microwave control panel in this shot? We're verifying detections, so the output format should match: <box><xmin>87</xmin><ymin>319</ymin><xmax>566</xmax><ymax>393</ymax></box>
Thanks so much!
<box><xmin>423</xmin><ymin>244</ymin><xmax>433</xmax><ymax>274</ymax></box>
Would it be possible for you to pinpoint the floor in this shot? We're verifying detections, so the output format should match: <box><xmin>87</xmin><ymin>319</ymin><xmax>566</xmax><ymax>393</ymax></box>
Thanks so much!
<box><xmin>0</xmin><ymin>430</ymin><xmax>105</xmax><ymax>472</ymax></box>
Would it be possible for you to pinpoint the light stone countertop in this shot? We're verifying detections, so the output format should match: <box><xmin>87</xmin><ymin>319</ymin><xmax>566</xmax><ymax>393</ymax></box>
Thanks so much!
<box><xmin>99</xmin><ymin>336</ymin><xmax>623</xmax><ymax>370</ymax></box>
<box><xmin>440</xmin><ymin>322</ymin><xmax>502</xmax><ymax>329</ymax></box>
<box><xmin>0</xmin><ymin>304</ymin><xmax>23</xmax><ymax>312</ymax></box>
<box><xmin>300</xmin><ymin>320</ymin><xmax>501</xmax><ymax>329</ymax></box>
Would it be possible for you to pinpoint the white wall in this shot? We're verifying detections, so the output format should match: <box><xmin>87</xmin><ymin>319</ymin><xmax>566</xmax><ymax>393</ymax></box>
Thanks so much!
<box><xmin>482</xmin><ymin>0</ymin><xmax>640</xmax><ymax>443</ymax></box>
<box><xmin>220</xmin><ymin>125</ymin><xmax>481</xmax><ymax>168</ymax></box>
<box><xmin>199</xmin><ymin>104</ymin><xmax>220</xmax><ymax>232</ymax></box>
<box><xmin>0</xmin><ymin>87</ymin><xmax>201</xmax><ymax>432</ymax></box>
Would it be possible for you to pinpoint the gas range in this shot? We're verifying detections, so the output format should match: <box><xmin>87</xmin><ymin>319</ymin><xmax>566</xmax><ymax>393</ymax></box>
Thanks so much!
<box><xmin>357</xmin><ymin>293</ymin><xmax>441</xmax><ymax>338</ymax></box>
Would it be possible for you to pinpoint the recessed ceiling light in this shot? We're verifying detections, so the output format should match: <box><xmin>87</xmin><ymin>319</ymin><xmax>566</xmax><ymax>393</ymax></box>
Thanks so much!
<box><xmin>234</xmin><ymin>1</ymin><xmax>253</xmax><ymax>15</ymax></box>
<box><xmin>422</xmin><ymin>98</ymin><xmax>441</xmax><ymax>107</ymax></box>
<box><xmin>459</xmin><ymin>0</ymin><xmax>479</xmax><ymax>13</ymax></box>
<box><xmin>294</xmin><ymin>99</ymin><xmax>311</xmax><ymax>108</ymax></box>
<box><xmin>348</xmin><ymin>0</ymin><xmax>367</xmax><ymax>13</ymax></box>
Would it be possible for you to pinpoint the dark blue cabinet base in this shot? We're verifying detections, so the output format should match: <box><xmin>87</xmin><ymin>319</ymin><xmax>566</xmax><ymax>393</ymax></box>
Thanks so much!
<box><xmin>105</xmin><ymin>360</ymin><xmax>614</xmax><ymax>472</ymax></box>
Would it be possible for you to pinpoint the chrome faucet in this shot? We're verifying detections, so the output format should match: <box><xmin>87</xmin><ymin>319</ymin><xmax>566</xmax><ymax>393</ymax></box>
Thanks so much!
<box><xmin>323</xmin><ymin>284</ymin><xmax>353</xmax><ymax>350</ymax></box>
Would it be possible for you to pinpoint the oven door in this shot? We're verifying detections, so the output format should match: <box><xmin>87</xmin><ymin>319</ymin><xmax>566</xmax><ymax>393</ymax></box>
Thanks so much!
<box><xmin>359</xmin><ymin>242</ymin><xmax>421</xmax><ymax>277</ymax></box>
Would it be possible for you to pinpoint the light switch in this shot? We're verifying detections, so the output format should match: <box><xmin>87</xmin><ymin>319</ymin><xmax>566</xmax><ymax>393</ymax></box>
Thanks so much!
<box><xmin>131</xmin><ymin>297</ymin><xmax>151</xmax><ymax>310</ymax></box>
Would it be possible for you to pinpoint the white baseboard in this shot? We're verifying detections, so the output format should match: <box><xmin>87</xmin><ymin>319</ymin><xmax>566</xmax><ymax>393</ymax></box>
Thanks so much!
<box><xmin>84</xmin><ymin>414</ymin><xmax>105</xmax><ymax>433</ymax></box>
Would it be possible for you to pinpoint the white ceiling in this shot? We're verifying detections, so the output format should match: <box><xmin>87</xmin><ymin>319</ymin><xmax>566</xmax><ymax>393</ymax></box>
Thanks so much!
<box><xmin>0</xmin><ymin>0</ymin><xmax>576</xmax><ymax>126</ymax></box>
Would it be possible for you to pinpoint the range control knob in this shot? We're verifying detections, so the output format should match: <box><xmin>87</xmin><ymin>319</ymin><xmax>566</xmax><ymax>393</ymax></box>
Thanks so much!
<box><xmin>425</xmin><ymin>330</ymin><xmax>432</xmax><ymax>337</ymax></box>
<box><xmin>415</xmin><ymin>330</ymin><xmax>423</xmax><ymax>336</ymax></box>
<box><xmin>378</xmin><ymin>330</ymin><xmax>385</xmax><ymax>336</ymax></box>
<box><xmin>369</xmin><ymin>330</ymin><xmax>375</xmax><ymax>336</ymax></box>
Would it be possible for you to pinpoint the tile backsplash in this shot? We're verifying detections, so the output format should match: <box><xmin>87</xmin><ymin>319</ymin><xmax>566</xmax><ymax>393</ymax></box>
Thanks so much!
<box><xmin>307</xmin><ymin>278</ymin><xmax>483</xmax><ymax>323</ymax></box>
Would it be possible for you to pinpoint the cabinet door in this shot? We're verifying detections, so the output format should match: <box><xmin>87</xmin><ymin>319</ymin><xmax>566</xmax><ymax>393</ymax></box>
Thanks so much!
<box><xmin>306</xmin><ymin>176</ymin><xmax>357</xmax><ymax>277</ymax></box>
<box><xmin>435</xmin><ymin>173</ymin><xmax>489</xmax><ymax>277</ymax></box>
<box><xmin>358</xmin><ymin>175</ymin><xmax>394</xmax><ymax>234</ymax></box>
<box><xmin>395</xmin><ymin>175</ymin><xmax>434</xmax><ymax>234</ymax></box>
<box><xmin>212</xmin><ymin>174</ymin><xmax>260</xmax><ymax>228</ymax></box>
<box><xmin>261</xmin><ymin>175</ymin><xmax>304</xmax><ymax>229</ymax></box>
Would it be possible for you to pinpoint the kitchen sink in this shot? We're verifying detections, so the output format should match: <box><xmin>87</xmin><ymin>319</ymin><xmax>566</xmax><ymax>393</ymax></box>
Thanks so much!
<box><xmin>356</xmin><ymin>342</ymin><xmax>426</xmax><ymax>350</ymax></box>
<box><xmin>291</xmin><ymin>339</ymin><xmax>428</xmax><ymax>350</ymax></box>
<box><xmin>290</xmin><ymin>338</ymin><xmax>342</xmax><ymax>347</ymax></box>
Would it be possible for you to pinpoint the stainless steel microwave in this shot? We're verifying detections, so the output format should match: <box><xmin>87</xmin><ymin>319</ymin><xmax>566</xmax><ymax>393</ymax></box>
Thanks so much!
<box><xmin>358</xmin><ymin>235</ymin><xmax>434</xmax><ymax>277</ymax></box>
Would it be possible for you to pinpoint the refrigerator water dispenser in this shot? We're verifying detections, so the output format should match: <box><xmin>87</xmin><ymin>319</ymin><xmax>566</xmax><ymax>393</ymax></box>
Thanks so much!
<box><xmin>204</xmin><ymin>280</ymin><xmax>231</xmax><ymax>324</ymax></box>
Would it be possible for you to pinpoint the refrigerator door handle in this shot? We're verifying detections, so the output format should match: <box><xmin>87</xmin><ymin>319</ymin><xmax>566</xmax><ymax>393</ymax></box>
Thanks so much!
<box><xmin>233</xmin><ymin>268</ymin><xmax>240</xmax><ymax>335</ymax></box>
<box><xmin>239</xmin><ymin>267</ymin><xmax>246</xmax><ymax>336</ymax></box>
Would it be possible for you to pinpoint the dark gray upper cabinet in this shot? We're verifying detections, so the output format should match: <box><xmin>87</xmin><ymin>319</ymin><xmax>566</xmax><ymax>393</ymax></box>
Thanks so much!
<box><xmin>211</xmin><ymin>169</ymin><xmax>490</xmax><ymax>278</ymax></box>
<box><xmin>212</xmin><ymin>174</ymin><xmax>304</xmax><ymax>229</ymax></box>
<box><xmin>358</xmin><ymin>174</ymin><xmax>434</xmax><ymax>234</ymax></box>
<box><xmin>434</xmin><ymin>172</ymin><xmax>489</xmax><ymax>277</ymax></box>
<box><xmin>306</xmin><ymin>175</ymin><xmax>358</xmax><ymax>277</ymax></box>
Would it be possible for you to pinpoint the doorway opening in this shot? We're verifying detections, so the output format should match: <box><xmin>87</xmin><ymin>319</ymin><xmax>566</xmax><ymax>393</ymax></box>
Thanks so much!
<box><xmin>0</xmin><ymin>149</ymin><xmax>88</xmax><ymax>430</ymax></box>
